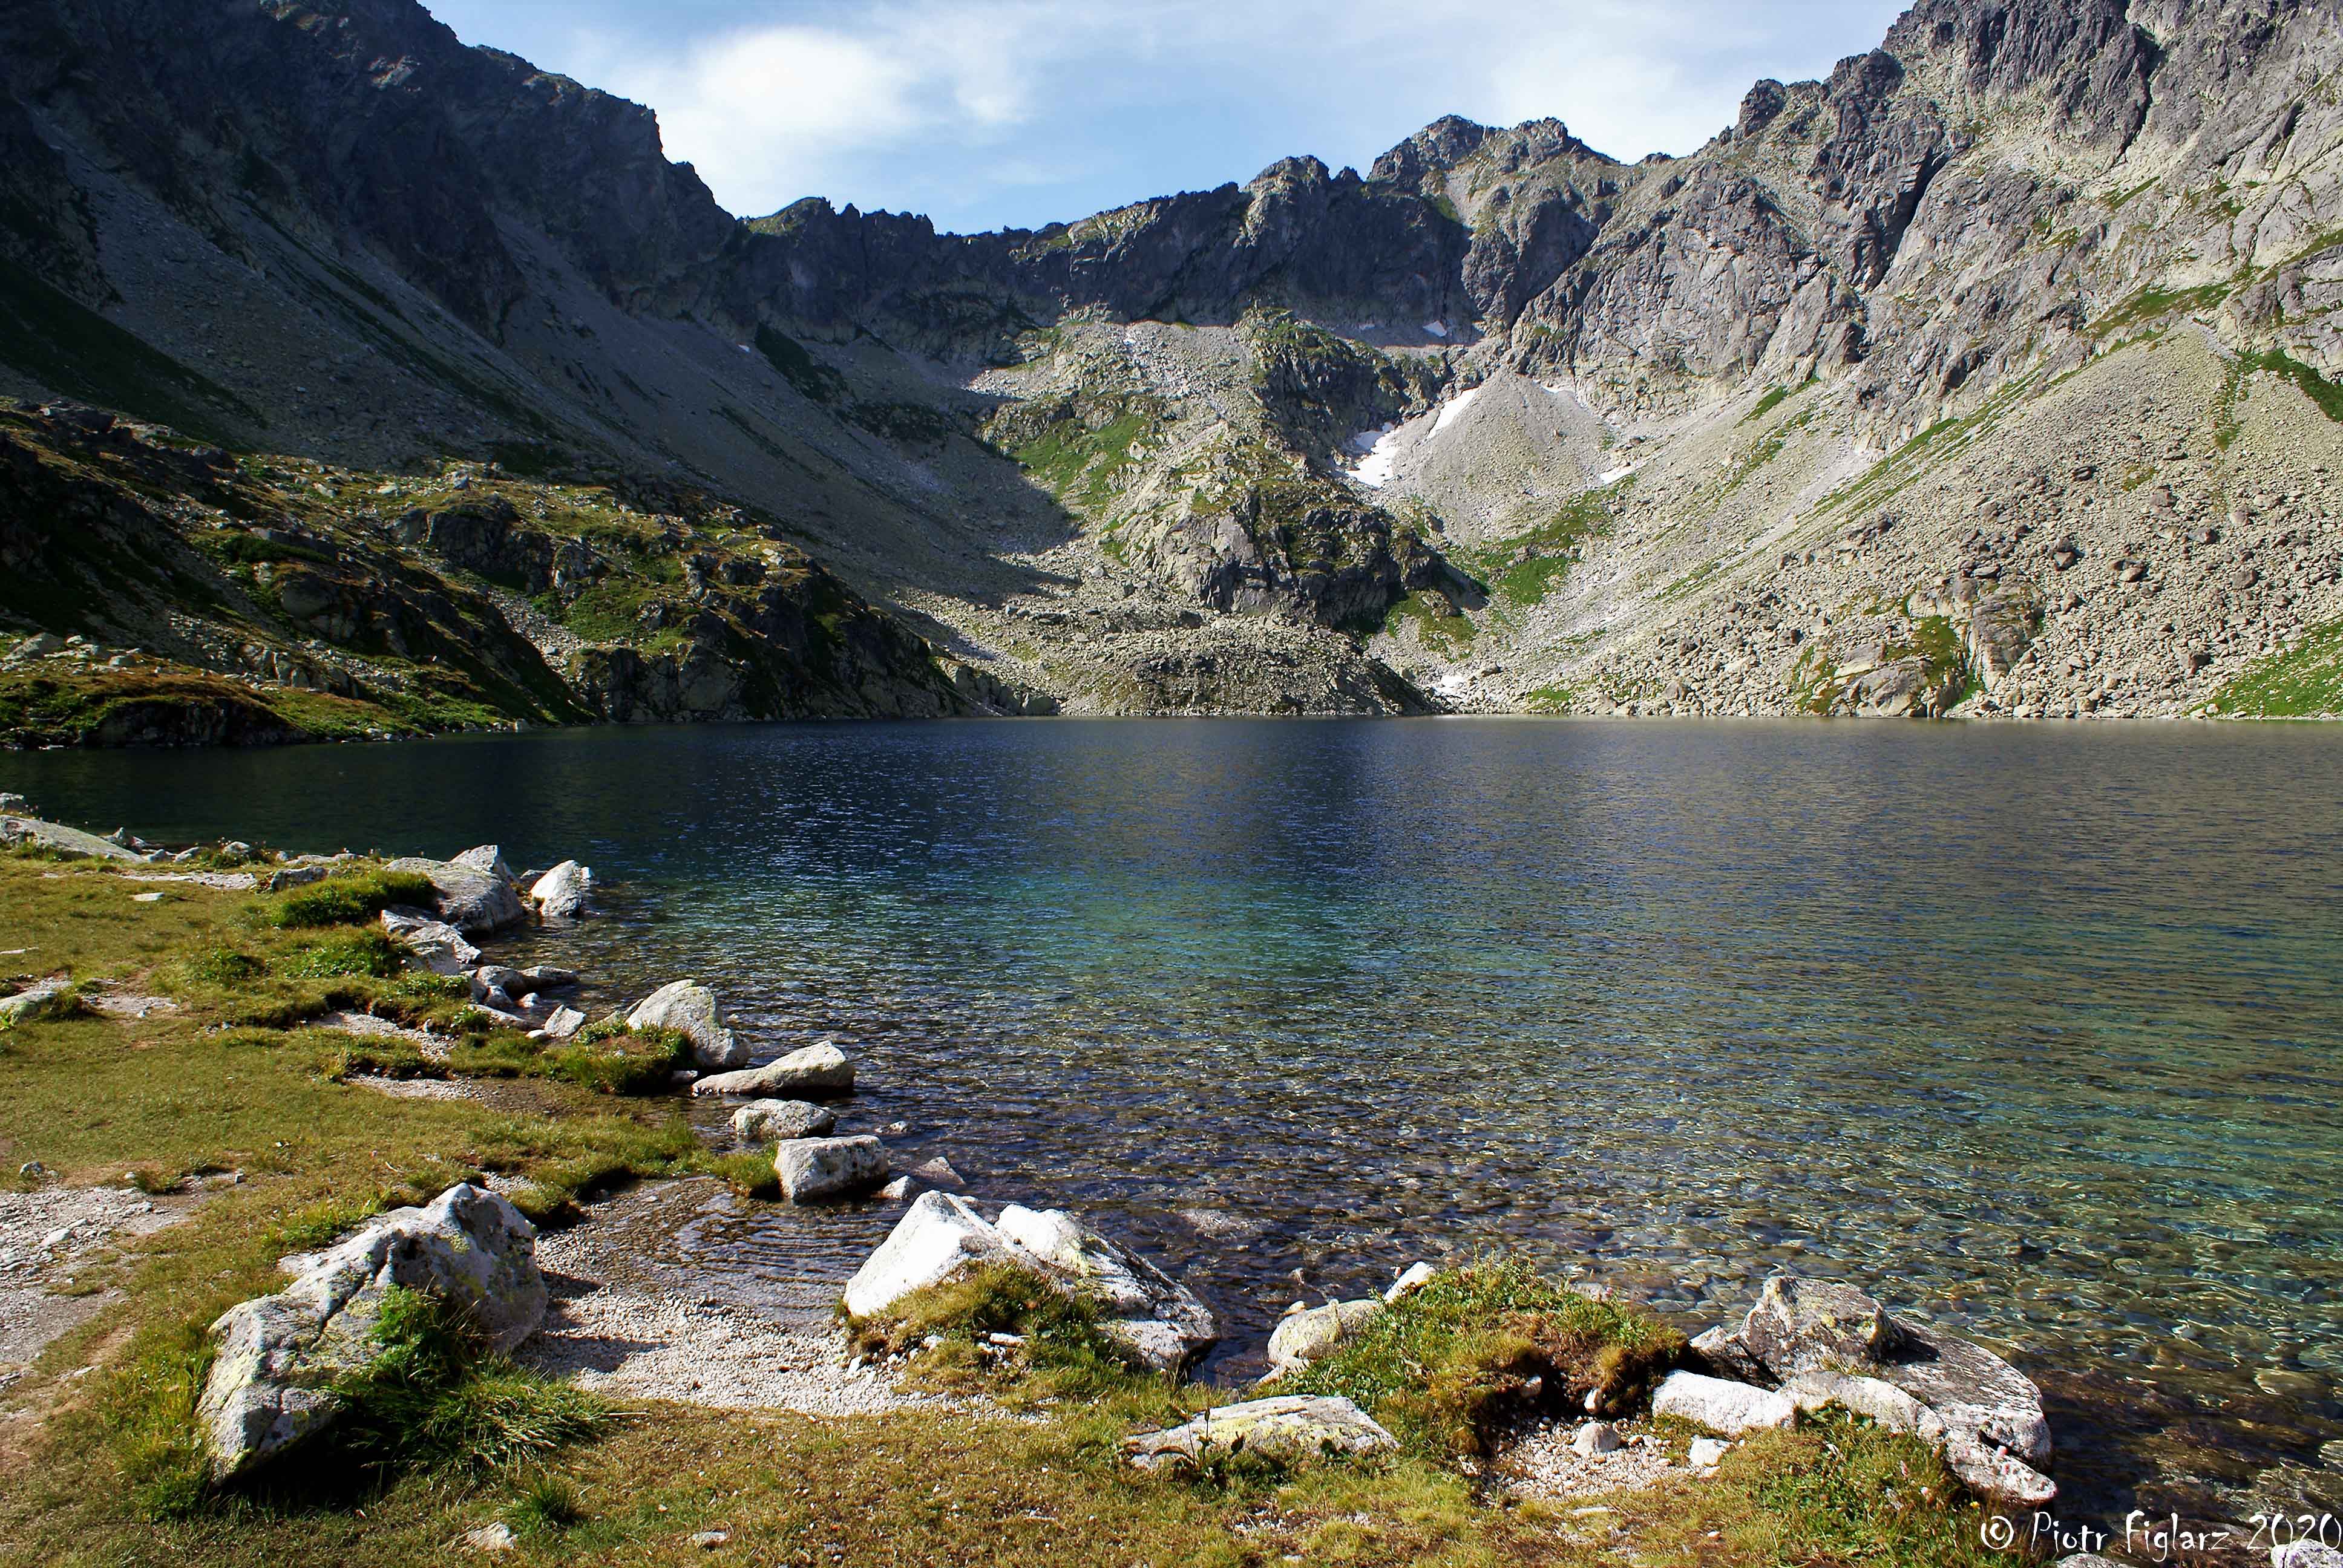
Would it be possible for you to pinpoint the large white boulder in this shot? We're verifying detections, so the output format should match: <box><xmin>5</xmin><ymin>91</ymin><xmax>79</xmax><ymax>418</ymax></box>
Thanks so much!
<box><xmin>1651</xmin><ymin>1371</ymin><xmax>1799</xmax><ymax>1435</ymax></box>
<box><xmin>691</xmin><ymin>1042</ymin><xmax>853</xmax><ymax>1099</ymax></box>
<box><xmin>844</xmin><ymin>1192</ymin><xmax>1217</xmax><ymax>1373</ymax></box>
<box><xmin>626</xmin><ymin>980</ymin><xmax>749</xmax><ymax>1071</ymax></box>
<box><xmin>774</xmin><ymin>1135</ymin><xmax>888</xmax><ymax>1203</ymax></box>
<box><xmin>0</xmin><ymin>814</ymin><xmax>142</xmax><ymax>862</ymax></box>
<box><xmin>530</xmin><ymin>861</ymin><xmax>592</xmax><ymax>919</ymax></box>
<box><xmin>1125</xmin><ymin>1395</ymin><xmax>1395</xmax><ymax>1471</ymax></box>
<box><xmin>449</xmin><ymin>844</ymin><xmax>516</xmax><ymax>884</ymax></box>
<box><xmin>195</xmin><ymin>1184</ymin><xmax>543</xmax><ymax>1480</ymax></box>
<box><xmin>385</xmin><ymin>857</ymin><xmax>526</xmax><ymax>935</ymax></box>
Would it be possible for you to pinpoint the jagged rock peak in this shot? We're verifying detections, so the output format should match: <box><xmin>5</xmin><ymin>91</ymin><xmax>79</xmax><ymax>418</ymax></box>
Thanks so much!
<box><xmin>1370</xmin><ymin>115</ymin><xmax>1493</xmax><ymax>186</ymax></box>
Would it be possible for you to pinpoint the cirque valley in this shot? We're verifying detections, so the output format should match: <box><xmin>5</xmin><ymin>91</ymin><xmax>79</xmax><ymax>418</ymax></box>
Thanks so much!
<box><xmin>0</xmin><ymin>0</ymin><xmax>2339</xmax><ymax>738</ymax></box>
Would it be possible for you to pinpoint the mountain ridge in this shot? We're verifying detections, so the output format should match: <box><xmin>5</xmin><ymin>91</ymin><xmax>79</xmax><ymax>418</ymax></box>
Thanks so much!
<box><xmin>1</xmin><ymin>0</ymin><xmax>2339</xmax><ymax>741</ymax></box>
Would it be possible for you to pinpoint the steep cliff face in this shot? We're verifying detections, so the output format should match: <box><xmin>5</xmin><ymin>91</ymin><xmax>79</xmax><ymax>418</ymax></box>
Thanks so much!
<box><xmin>0</xmin><ymin>0</ymin><xmax>2336</xmax><ymax>731</ymax></box>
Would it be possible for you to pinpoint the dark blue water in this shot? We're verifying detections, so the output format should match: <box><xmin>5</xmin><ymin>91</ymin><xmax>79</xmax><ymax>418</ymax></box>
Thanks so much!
<box><xmin>8</xmin><ymin>717</ymin><xmax>2341</xmax><ymax>1520</ymax></box>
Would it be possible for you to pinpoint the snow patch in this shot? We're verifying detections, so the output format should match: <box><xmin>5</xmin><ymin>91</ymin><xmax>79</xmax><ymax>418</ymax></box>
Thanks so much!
<box><xmin>1345</xmin><ymin>425</ymin><xmax>1404</xmax><ymax>489</ymax></box>
<box><xmin>1429</xmin><ymin>387</ymin><xmax>1482</xmax><ymax>439</ymax></box>
<box><xmin>1422</xmin><ymin>321</ymin><xmax>1449</xmax><ymax>339</ymax></box>
<box><xmin>1598</xmin><ymin>465</ymin><xmax>1637</xmax><ymax>485</ymax></box>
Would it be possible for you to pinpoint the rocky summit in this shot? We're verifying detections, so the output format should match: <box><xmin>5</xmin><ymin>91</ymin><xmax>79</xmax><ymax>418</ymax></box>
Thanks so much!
<box><xmin>1</xmin><ymin>0</ymin><xmax>2339</xmax><ymax>739</ymax></box>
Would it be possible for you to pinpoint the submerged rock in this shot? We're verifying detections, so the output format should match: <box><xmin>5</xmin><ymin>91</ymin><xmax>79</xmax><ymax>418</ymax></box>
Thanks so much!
<box><xmin>1652</xmin><ymin>1370</ymin><xmax>1799</xmax><ymax>1435</ymax></box>
<box><xmin>626</xmin><ymin>980</ymin><xmax>749</xmax><ymax>1071</ymax></box>
<box><xmin>531</xmin><ymin>860</ymin><xmax>592</xmax><ymax>919</ymax></box>
<box><xmin>774</xmin><ymin>1135</ymin><xmax>888</xmax><ymax>1203</ymax></box>
<box><xmin>1125</xmin><ymin>1395</ymin><xmax>1395</xmax><ymax>1471</ymax></box>
<box><xmin>732</xmin><ymin>1099</ymin><xmax>837</xmax><ymax>1143</ymax></box>
<box><xmin>691</xmin><ymin>1042</ymin><xmax>853</xmax><ymax>1098</ymax></box>
<box><xmin>845</xmin><ymin>1191</ymin><xmax>1217</xmax><ymax>1373</ymax></box>
<box><xmin>195</xmin><ymin>1183</ymin><xmax>544</xmax><ymax>1481</ymax></box>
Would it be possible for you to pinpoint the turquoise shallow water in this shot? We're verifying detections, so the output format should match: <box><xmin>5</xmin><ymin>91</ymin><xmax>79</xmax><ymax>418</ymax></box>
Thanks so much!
<box><xmin>8</xmin><ymin>717</ymin><xmax>2341</xmax><ymax>1520</ymax></box>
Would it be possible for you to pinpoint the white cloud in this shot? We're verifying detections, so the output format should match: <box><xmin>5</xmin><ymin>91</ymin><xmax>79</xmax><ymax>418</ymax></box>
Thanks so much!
<box><xmin>442</xmin><ymin>0</ymin><xmax>1908</xmax><ymax>227</ymax></box>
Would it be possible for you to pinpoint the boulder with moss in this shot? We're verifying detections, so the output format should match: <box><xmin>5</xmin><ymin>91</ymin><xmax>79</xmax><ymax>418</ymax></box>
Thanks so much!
<box><xmin>624</xmin><ymin>979</ymin><xmax>749</xmax><ymax>1070</ymax></box>
<box><xmin>1277</xmin><ymin>1258</ymin><xmax>1684</xmax><ymax>1457</ymax></box>
<box><xmin>845</xmin><ymin>1192</ymin><xmax>1217</xmax><ymax>1373</ymax></box>
<box><xmin>1688</xmin><ymin>1272</ymin><xmax>2056</xmax><ymax>1506</ymax></box>
<box><xmin>1267</xmin><ymin>1298</ymin><xmax>1381</xmax><ymax>1371</ymax></box>
<box><xmin>195</xmin><ymin>1183</ymin><xmax>545</xmax><ymax>1481</ymax></box>
<box><xmin>0</xmin><ymin>979</ymin><xmax>79</xmax><ymax>1028</ymax></box>
<box><xmin>1125</xmin><ymin>1394</ymin><xmax>1397</xmax><ymax>1471</ymax></box>
<box><xmin>0</xmin><ymin>814</ymin><xmax>145</xmax><ymax>862</ymax></box>
<box><xmin>384</xmin><ymin>856</ymin><xmax>526</xmax><ymax>935</ymax></box>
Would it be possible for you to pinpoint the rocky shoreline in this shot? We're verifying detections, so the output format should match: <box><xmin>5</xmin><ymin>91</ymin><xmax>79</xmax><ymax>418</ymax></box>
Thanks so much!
<box><xmin>0</xmin><ymin>802</ymin><xmax>2102</xmax><ymax>1534</ymax></box>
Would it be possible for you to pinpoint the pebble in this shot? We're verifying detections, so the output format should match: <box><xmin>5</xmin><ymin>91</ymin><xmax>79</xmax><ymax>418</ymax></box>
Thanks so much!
<box><xmin>1573</xmin><ymin>1420</ymin><xmax>1623</xmax><ymax>1456</ymax></box>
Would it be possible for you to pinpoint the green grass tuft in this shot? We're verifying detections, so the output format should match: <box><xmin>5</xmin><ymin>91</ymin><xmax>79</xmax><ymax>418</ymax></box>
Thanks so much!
<box><xmin>504</xmin><ymin>1472</ymin><xmax>586</xmax><ymax>1537</ymax></box>
<box><xmin>2255</xmin><ymin>348</ymin><xmax>2343</xmax><ymax>422</ymax></box>
<box><xmin>1282</xmin><ymin>1258</ymin><xmax>1683</xmax><ymax>1460</ymax></box>
<box><xmin>267</xmin><ymin>871</ymin><xmax>437</xmax><ymax>930</ymax></box>
<box><xmin>326</xmin><ymin>1287</ymin><xmax>615</xmax><ymax>1477</ymax></box>
<box><xmin>703</xmin><ymin>1148</ymin><xmax>781</xmax><ymax>1201</ymax></box>
<box><xmin>851</xmin><ymin>1263</ymin><xmax>1164</xmax><ymax>1408</ymax></box>
<box><xmin>1643</xmin><ymin>1413</ymin><xmax>2013</xmax><ymax>1568</ymax></box>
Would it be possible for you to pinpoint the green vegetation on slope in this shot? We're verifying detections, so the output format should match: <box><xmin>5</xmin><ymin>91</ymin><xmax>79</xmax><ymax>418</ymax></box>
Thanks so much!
<box><xmin>2209</xmin><ymin>618</ymin><xmax>2343</xmax><ymax>717</ymax></box>
<box><xmin>1011</xmin><ymin>410</ymin><xmax>1156</xmax><ymax>509</ymax></box>
<box><xmin>0</xmin><ymin>405</ymin><xmax>962</xmax><ymax>745</ymax></box>
<box><xmin>2254</xmin><ymin>349</ymin><xmax>2343</xmax><ymax>423</ymax></box>
<box><xmin>1453</xmin><ymin>477</ymin><xmax>1634</xmax><ymax>612</ymax></box>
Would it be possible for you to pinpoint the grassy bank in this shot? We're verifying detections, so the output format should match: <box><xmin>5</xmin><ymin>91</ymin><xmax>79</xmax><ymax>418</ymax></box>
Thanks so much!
<box><xmin>0</xmin><ymin>849</ymin><xmax>2030</xmax><ymax>1567</ymax></box>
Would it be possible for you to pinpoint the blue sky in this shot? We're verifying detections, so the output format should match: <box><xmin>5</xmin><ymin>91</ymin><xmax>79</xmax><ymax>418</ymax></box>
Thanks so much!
<box><xmin>425</xmin><ymin>1</ymin><xmax>1910</xmax><ymax>234</ymax></box>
